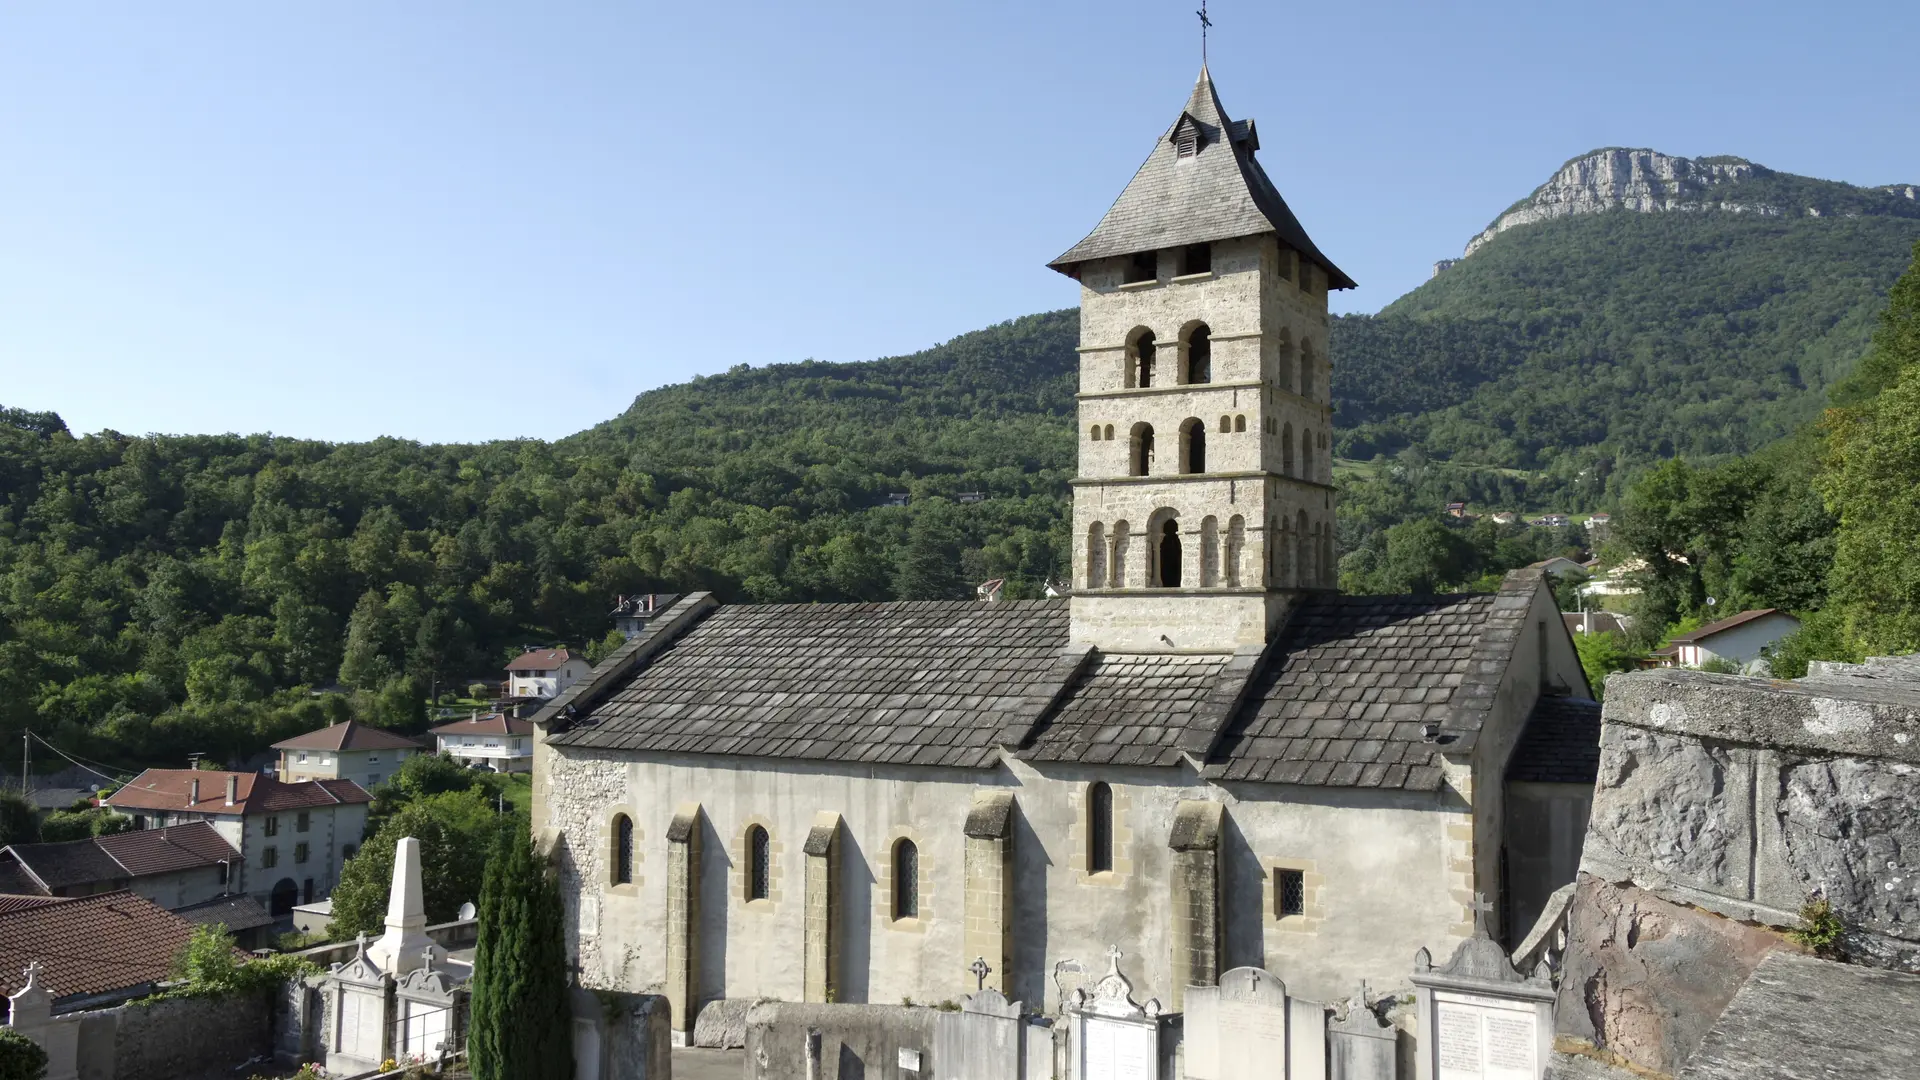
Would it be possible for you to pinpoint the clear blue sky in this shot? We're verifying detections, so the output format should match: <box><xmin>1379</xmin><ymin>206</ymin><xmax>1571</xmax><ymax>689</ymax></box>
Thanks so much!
<box><xmin>4</xmin><ymin>2</ymin><xmax>1916</xmax><ymax>444</ymax></box>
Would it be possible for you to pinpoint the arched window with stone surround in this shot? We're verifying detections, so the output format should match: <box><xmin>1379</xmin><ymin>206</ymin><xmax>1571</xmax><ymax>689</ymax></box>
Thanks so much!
<box><xmin>612</xmin><ymin>814</ymin><xmax>634</xmax><ymax>886</ymax></box>
<box><xmin>1234</xmin><ymin>415</ymin><xmax>1246</xmax><ymax>433</ymax></box>
<box><xmin>1088</xmin><ymin>782</ymin><xmax>1114</xmax><ymax>874</ymax></box>
<box><xmin>1089</xmin><ymin>424</ymin><xmax>1101</xmax><ymax>441</ymax></box>
<box><xmin>1127</xmin><ymin>329</ymin><xmax>1157</xmax><ymax>389</ymax></box>
<box><xmin>1226</xmin><ymin>515</ymin><xmax>1245</xmax><ymax>587</ymax></box>
<box><xmin>1180</xmin><ymin>418</ymin><xmax>1206</xmax><ymax>474</ymax></box>
<box><xmin>1200</xmin><ymin>516</ymin><xmax>1220</xmax><ymax>587</ymax></box>
<box><xmin>892</xmin><ymin>839</ymin><xmax>919</xmax><ymax>920</ymax></box>
<box><xmin>1130</xmin><ymin>423</ymin><xmax>1155</xmax><ymax>477</ymax></box>
<box><xmin>1276</xmin><ymin>329</ymin><xmax>1295</xmax><ymax>393</ymax></box>
<box><xmin>1302</xmin><ymin>429</ymin><xmax>1315</xmax><ymax>482</ymax></box>
<box><xmin>1282</xmin><ymin>423</ymin><xmax>1295</xmax><ymax>475</ymax></box>
<box><xmin>1182</xmin><ymin>324</ymin><xmax>1212</xmax><ymax>384</ymax></box>
<box><xmin>1087</xmin><ymin>522</ymin><xmax>1107</xmax><ymax>590</ymax></box>
<box><xmin>1299</xmin><ymin>340</ymin><xmax>1314</xmax><ymax>401</ymax></box>
<box><xmin>1104</xmin><ymin>424</ymin><xmax>1114</xmax><ymax>441</ymax></box>
<box><xmin>746</xmin><ymin>824</ymin><xmax>770</xmax><ymax>901</ymax></box>
<box><xmin>1158</xmin><ymin>519</ymin><xmax>1183</xmax><ymax>587</ymax></box>
<box><xmin>1297</xmin><ymin>510</ymin><xmax>1311</xmax><ymax>586</ymax></box>
<box><xmin>1219</xmin><ymin>415</ymin><xmax>1231</xmax><ymax>434</ymax></box>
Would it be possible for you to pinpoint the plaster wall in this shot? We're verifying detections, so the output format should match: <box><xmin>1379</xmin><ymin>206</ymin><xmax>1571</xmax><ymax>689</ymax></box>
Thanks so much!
<box><xmin>238</xmin><ymin>802</ymin><xmax>365</xmax><ymax>906</ymax></box>
<box><xmin>126</xmin><ymin>866</ymin><xmax>230</xmax><ymax>910</ymax></box>
<box><xmin>1681</xmin><ymin>613</ymin><xmax>1800</xmax><ymax>671</ymax></box>
<box><xmin>544</xmin><ymin>748</ymin><xmax>1466</xmax><ymax>1017</ymax></box>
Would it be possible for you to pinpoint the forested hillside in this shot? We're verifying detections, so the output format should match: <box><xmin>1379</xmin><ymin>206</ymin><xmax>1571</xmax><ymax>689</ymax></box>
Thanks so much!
<box><xmin>4</xmin><ymin>151</ymin><xmax>1917</xmax><ymax>774</ymax></box>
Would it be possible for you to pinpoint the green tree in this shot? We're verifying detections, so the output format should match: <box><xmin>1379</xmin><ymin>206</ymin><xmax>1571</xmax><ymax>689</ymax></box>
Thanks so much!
<box><xmin>1377</xmin><ymin>518</ymin><xmax>1475</xmax><ymax>594</ymax></box>
<box><xmin>328</xmin><ymin>789</ymin><xmax>507</xmax><ymax>939</ymax></box>
<box><xmin>469</xmin><ymin>829</ymin><xmax>572</xmax><ymax>1080</ymax></box>
<box><xmin>0</xmin><ymin>1026</ymin><xmax>49</xmax><ymax>1080</ymax></box>
<box><xmin>337</xmin><ymin>589</ymin><xmax>397</xmax><ymax>690</ymax></box>
<box><xmin>162</xmin><ymin>924</ymin><xmax>316</xmax><ymax>998</ymax></box>
<box><xmin>893</xmin><ymin>514</ymin><xmax>967</xmax><ymax>600</ymax></box>
<box><xmin>1573</xmin><ymin>632</ymin><xmax>1642</xmax><ymax>700</ymax></box>
<box><xmin>0</xmin><ymin>790</ymin><xmax>39</xmax><ymax>846</ymax></box>
<box><xmin>39</xmin><ymin>806</ymin><xmax>133</xmax><ymax>843</ymax></box>
<box><xmin>582</xmin><ymin>628</ymin><xmax>626</xmax><ymax>666</ymax></box>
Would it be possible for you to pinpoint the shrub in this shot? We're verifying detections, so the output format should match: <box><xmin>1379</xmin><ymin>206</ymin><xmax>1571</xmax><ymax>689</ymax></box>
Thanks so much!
<box><xmin>160</xmin><ymin>925</ymin><xmax>319</xmax><ymax>999</ymax></box>
<box><xmin>1789</xmin><ymin>897</ymin><xmax>1845</xmax><ymax>957</ymax></box>
<box><xmin>0</xmin><ymin>1026</ymin><xmax>49</xmax><ymax>1080</ymax></box>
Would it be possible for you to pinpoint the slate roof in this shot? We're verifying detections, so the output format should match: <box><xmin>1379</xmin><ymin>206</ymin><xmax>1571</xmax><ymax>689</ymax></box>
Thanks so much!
<box><xmin>1507</xmin><ymin>696</ymin><xmax>1603</xmax><ymax>784</ymax></box>
<box><xmin>1023</xmin><ymin>653</ymin><xmax>1230</xmax><ymax>768</ymax></box>
<box><xmin>104</xmin><ymin>770</ymin><xmax>371</xmax><ymax>815</ymax></box>
<box><xmin>0</xmin><ymin>890</ymin><xmax>202</xmax><ymax>1001</ymax></box>
<box><xmin>272</xmin><ymin>720</ymin><xmax>426</xmax><ymax>752</ymax></box>
<box><xmin>174</xmin><ymin>893</ymin><xmax>275</xmax><ymax>933</ymax></box>
<box><xmin>1208</xmin><ymin>592</ymin><xmax>1522</xmax><ymax>790</ymax></box>
<box><xmin>1049</xmin><ymin>66</ymin><xmax>1355</xmax><ymax>289</ymax></box>
<box><xmin>549</xmin><ymin>600</ymin><xmax>1071</xmax><ymax>768</ymax></box>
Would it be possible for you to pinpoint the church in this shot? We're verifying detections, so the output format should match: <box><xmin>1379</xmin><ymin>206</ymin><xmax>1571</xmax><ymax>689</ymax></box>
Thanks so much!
<box><xmin>529</xmin><ymin>66</ymin><xmax>1598</xmax><ymax>1049</ymax></box>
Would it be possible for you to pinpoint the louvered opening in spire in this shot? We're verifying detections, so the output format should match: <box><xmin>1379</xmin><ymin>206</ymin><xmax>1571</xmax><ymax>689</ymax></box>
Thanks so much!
<box><xmin>1173</xmin><ymin>115</ymin><xmax>1204</xmax><ymax>159</ymax></box>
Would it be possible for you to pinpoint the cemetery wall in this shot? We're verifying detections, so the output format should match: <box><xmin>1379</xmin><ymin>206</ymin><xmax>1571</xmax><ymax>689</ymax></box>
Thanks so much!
<box><xmin>63</xmin><ymin>990</ymin><xmax>275</xmax><ymax>1080</ymax></box>
<box><xmin>1555</xmin><ymin>663</ymin><xmax>1920</xmax><ymax>1075</ymax></box>
<box><xmin>545</xmin><ymin>748</ymin><xmax>1464</xmax><ymax>1014</ymax></box>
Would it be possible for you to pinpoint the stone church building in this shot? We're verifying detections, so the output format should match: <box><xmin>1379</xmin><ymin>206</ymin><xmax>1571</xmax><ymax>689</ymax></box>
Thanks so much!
<box><xmin>530</xmin><ymin>67</ymin><xmax>1597</xmax><ymax>1047</ymax></box>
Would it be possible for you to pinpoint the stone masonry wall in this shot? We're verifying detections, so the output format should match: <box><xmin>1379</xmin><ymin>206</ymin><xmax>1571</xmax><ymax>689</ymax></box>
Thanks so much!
<box><xmin>1556</xmin><ymin>662</ymin><xmax>1920</xmax><ymax>1075</ymax></box>
<box><xmin>65</xmin><ymin>991</ymin><xmax>276</xmax><ymax>1080</ymax></box>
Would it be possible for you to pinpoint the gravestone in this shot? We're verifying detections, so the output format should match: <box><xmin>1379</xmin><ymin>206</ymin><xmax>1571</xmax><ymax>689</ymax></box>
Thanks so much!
<box><xmin>1185</xmin><ymin>966</ymin><xmax>1330</xmax><ymax>1080</ymax></box>
<box><xmin>1409</xmin><ymin>896</ymin><xmax>1554</xmax><ymax>1080</ymax></box>
<box><xmin>934</xmin><ymin>986</ymin><xmax>1025</xmax><ymax>1080</ymax></box>
<box><xmin>6</xmin><ymin>963</ymin><xmax>79</xmax><ymax>1080</ymax></box>
<box><xmin>1328</xmin><ymin>983</ymin><xmax>1398</xmax><ymax>1080</ymax></box>
<box><xmin>1066</xmin><ymin>946</ymin><xmax>1163</xmax><ymax>1080</ymax></box>
<box><xmin>326</xmin><ymin>935</ymin><xmax>393</xmax><ymax>1076</ymax></box>
<box><xmin>395</xmin><ymin>948</ymin><xmax>465</xmax><ymax>1063</ymax></box>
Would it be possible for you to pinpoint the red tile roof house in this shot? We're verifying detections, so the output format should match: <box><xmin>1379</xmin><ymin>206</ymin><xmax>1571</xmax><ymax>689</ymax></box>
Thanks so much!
<box><xmin>272</xmin><ymin>718</ymin><xmax>426</xmax><ymax>788</ymax></box>
<box><xmin>427</xmin><ymin>711</ymin><xmax>535</xmax><ymax>773</ymax></box>
<box><xmin>505</xmin><ymin>647</ymin><xmax>591</xmax><ymax>701</ymax></box>
<box><xmin>0</xmin><ymin>821</ymin><xmax>240</xmax><ymax>907</ymax></box>
<box><xmin>101</xmin><ymin>770</ymin><xmax>371</xmax><ymax>919</ymax></box>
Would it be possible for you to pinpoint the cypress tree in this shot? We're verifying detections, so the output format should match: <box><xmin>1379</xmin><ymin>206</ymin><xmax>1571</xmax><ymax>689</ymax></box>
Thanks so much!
<box><xmin>468</xmin><ymin>829</ymin><xmax>572</xmax><ymax>1080</ymax></box>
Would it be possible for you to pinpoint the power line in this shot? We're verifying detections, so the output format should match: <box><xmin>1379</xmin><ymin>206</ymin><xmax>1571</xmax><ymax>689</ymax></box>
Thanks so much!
<box><xmin>25</xmin><ymin>732</ymin><xmax>133</xmax><ymax>786</ymax></box>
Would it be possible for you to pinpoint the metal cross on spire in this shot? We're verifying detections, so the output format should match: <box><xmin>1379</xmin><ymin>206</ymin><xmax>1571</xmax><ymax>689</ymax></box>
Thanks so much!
<box><xmin>1196</xmin><ymin>0</ymin><xmax>1213</xmax><ymax>64</ymax></box>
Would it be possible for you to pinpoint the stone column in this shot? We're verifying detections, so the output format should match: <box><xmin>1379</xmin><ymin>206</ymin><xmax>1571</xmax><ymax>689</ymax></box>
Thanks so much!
<box><xmin>1168</xmin><ymin>800</ymin><xmax>1225</xmax><ymax>1009</ymax></box>
<box><xmin>665</xmin><ymin>803</ymin><xmax>703</xmax><ymax>1045</ymax></box>
<box><xmin>802</xmin><ymin>811</ymin><xmax>843</xmax><ymax>1003</ymax></box>
<box><xmin>962</xmin><ymin>790</ymin><xmax>1015</xmax><ymax>997</ymax></box>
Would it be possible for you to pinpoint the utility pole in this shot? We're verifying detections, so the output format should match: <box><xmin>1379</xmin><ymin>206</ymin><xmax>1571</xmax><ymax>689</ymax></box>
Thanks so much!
<box><xmin>20</xmin><ymin>730</ymin><xmax>29</xmax><ymax>797</ymax></box>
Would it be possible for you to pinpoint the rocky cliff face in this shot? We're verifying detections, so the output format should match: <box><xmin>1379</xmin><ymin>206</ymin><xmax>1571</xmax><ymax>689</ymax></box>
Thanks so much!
<box><xmin>1444</xmin><ymin>148</ymin><xmax>1920</xmax><ymax>264</ymax></box>
<box><xmin>1462</xmin><ymin>149</ymin><xmax>1774</xmax><ymax>258</ymax></box>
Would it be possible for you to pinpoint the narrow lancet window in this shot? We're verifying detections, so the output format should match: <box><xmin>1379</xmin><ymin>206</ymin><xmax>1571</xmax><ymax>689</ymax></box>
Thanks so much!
<box><xmin>893</xmin><ymin>839</ymin><xmax>919</xmax><ymax>919</ymax></box>
<box><xmin>1089</xmin><ymin>782</ymin><xmax>1114</xmax><ymax>873</ymax></box>
<box><xmin>612</xmin><ymin>814</ymin><xmax>633</xmax><ymax>886</ymax></box>
<box><xmin>747</xmin><ymin>824</ymin><xmax>770</xmax><ymax>901</ymax></box>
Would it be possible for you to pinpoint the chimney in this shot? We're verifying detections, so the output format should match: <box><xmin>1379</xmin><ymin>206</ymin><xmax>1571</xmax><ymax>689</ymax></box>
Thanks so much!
<box><xmin>189</xmin><ymin>778</ymin><xmax>200</xmax><ymax>805</ymax></box>
<box><xmin>225</xmin><ymin>775</ymin><xmax>238</xmax><ymax>806</ymax></box>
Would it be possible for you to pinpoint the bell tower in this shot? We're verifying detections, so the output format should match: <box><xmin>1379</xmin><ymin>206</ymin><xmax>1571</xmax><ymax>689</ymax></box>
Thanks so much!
<box><xmin>1049</xmin><ymin>66</ymin><xmax>1354</xmax><ymax>652</ymax></box>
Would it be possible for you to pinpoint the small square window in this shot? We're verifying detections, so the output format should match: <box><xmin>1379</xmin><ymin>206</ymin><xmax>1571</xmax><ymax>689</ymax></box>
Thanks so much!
<box><xmin>1276</xmin><ymin>868</ymin><xmax>1305</xmax><ymax>917</ymax></box>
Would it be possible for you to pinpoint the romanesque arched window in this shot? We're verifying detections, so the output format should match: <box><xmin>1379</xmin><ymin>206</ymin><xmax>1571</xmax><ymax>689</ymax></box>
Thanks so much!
<box><xmin>1302</xmin><ymin>429</ymin><xmax>1315</xmax><ymax>481</ymax></box>
<box><xmin>1104</xmin><ymin>424</ymin><xmax>1114</xmax><ymax>441</ymax></box>
<box><xmin>1089</xmin><ymin>424</ymin><xmax>1102</xmax><ymax>441</ymax></box>
<box><xmin>1276</xmin><ymin>329</ymin><xmax>1295</xmax><ymax>393</ymax></box>
<box><xmin>1110</xmin><ymin>520</ymin><xmax>1131</xmax><ymax>588</ymax></box>
<box><xmin>1088</xmin><ymin>782</ymin><xmax>1114</xmax><ymax>873</ymax></box>
<box><xmin>1234</xmin><ymin>415</ymin><xmax>1246</xmax><ymax>433</ymax></box>
<box><xmin>1183</xmin><ymin>324</ymin><xmax>1212</xmax><ymax>384</ymax></box>
<box><xmin>1180</xmin><ymin>419</ymin><xmax>1206</xmax><ymax>474</ymax></box>
<box><xmin>746</xmin><ymin>824</ymin><xmax>770</xmax><ymax>901</ymax></box>
<box><xmin>1299</xmin><ymin>341</ymin><xmax>1314</xmax><ymax>400</ymax></box>
<box><xmin>1129</xmin><ymin>423</ymin><xmax>1155</xmax><ymax>477</ymax></box>
<box><xmin>1157</xmin><ymin>519</ymin><xmax>1183</xmax><ymax>588</ymax></box>
<box><xmin>892</xmin><ymin>839</ymin><xmax>919</xmax><ymax>920</ymax></box>
<box><xmin>1128</xmin><ymin>329</ymin><xmax>1157</xmax><ymax>388</ymax></box>
<box><xmin>1282</xmin><ymin>423</ymin><xmax>1295</xmax><ymax>475</ymax></box>
<box><xmin>612</xmin><ymin>814</ymin><xmax>633</xmax><ymax>886</ymax></box>
<box><xmin>1219</xmin><ymin>415</ymin><xmax>1232</xmax><ymax>434</ymax></box>
<box><xmin>1087</xmin><ymin>522</ymin><xmax>1107</xmax><ymax>591</ymax></box>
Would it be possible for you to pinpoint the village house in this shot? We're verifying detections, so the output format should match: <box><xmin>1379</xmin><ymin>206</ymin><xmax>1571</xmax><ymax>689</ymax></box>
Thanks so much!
<box><xmin>507</xmin><ymin>647</ymin><xmax>592</xmax><ymax>701</ymax></box>
<box><xmin>101</xmin><ymin>770</ymin><xmax>371</xmax><ymax>917</ymax></box>
<box><xmin>0</xmin><ymin>821</ymin><xmax>241</xmax><ymax>908</ymax></box>
<box><xmin>1526</xmin><ymin>556</ymin><xmax>1586</xmax><ymax>579</ymax></box>
<box><xmin>428</xmin><ymin>710</ymin><xmax>535</xmax><ymax>773</ymax></box>
<box><xmin>528</xmin><ymin>66</ymin><xmax>1601</xmax><ymax>1056</ymax></box>
<box><xmin>273</xmin><ymin>718</ymin><xmax>425</xmax><ymax>787</ymax></box>
<box><xmin>1669</xmin><ymin>607</ymin><xmax>1802</xmax><ymax>672</ymax></box>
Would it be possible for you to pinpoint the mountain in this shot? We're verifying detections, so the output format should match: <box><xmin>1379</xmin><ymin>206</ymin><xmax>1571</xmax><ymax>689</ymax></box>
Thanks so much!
<box><xmin>1333</xmin><ymin>149</ymin><xmax>1920</xmax><ymax>495</ymax></box>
